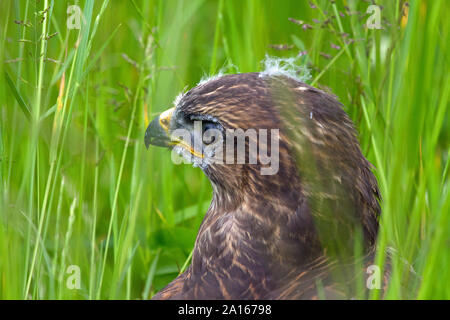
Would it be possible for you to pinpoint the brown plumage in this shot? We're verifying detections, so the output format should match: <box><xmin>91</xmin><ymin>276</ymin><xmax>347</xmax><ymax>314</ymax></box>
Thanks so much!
<box><xmin>145</xmin><ymin>72</ymin><xmax>381</xmax><ymax>299</ymax></box>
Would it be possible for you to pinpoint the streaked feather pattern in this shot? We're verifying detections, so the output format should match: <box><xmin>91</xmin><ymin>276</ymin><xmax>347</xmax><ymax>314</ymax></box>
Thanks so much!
<box><xmin>150</xmin><ymin>73</ymin><xmax>382</xmax><ymax>300</ymax></box>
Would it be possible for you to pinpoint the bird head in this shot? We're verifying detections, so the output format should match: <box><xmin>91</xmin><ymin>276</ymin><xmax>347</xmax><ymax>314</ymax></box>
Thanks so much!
<box><xmin>145</xmin><ymin>73</ymin><xmax>292</xmax><ymax>197</ymax></box>
<box><xmin>145</xmin><ymin>72</ymin><xmax>380</xmax><ymax>249</ymax></box>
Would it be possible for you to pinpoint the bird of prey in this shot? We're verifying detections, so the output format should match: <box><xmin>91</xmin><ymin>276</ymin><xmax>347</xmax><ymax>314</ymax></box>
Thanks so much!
<box><xmin>145</xmin><ymin>72</ymin><xmax>381</xmax><ymax>299</ymax></box>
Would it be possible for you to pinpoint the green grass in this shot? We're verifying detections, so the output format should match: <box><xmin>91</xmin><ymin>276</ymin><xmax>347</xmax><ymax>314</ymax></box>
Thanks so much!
<box><xmin>0</xmin><ymin>0</ymin><xmax>448</xmax><ymax>299</ymax></box>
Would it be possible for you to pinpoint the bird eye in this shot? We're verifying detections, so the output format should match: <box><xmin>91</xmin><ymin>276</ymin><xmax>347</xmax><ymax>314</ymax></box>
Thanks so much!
<box><xmin>201</xmin><ymin>121</ymin><xmax>222</xmax><ymax>145</ymax></box>
<box><xmin>202</xmin><ymin>121</ymin><xmax>217</xmax><ymax>134</ymax></box>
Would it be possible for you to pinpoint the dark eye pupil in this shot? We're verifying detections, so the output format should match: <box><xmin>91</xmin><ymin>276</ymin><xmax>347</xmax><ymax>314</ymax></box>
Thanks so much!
<box><xmin>202</xmin><ymin>121</ymin><xmax>220</xmax><ymax>145</ymax></box>
<box><xmin>203</xmin><ymin>122</ymin><xmax>215</xmax><ymax>133</ymax></box>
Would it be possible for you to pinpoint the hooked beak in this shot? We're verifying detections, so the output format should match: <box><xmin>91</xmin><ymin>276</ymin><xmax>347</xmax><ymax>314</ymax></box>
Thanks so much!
<box><xmin>144</xmin><ymin>107</ymin><xmax>204</xmax><ymax>159</ymax></box>
<box><xmin>145</xmin><ymin>107</ymin><xmax>174</xmax><ymax>149</ymax></box>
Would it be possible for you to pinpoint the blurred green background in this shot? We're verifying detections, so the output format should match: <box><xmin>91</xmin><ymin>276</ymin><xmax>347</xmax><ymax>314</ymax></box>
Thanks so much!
<box><xmin>0</xmin><ymin>0</ymin><xmax>448</xmax><ymax>299</ymax></box>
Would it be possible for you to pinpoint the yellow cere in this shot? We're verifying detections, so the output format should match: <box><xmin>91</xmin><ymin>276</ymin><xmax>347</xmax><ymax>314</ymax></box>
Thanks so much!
<box><xmin>159</xmin><ymin>107</ymin><xmax>175</xmax><ymax>132</ymax></box>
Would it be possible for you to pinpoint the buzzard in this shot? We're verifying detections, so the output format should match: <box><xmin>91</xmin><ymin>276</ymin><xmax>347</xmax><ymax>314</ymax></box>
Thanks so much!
<box><xmin>145</xmin><ymin>72</ymin><xmax>381</xmax><ymax>299</ymax></box>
